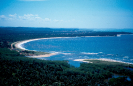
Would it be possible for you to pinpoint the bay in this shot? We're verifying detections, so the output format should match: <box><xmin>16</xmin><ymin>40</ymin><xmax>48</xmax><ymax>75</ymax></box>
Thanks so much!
<box><xmin>22</xmin><ymin>35</ymin><xmax>133</xmax><ymax>67</ymax></box>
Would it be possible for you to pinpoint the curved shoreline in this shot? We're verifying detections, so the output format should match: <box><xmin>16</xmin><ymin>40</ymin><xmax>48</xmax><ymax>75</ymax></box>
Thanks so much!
<box><xmin>12</xmin><ymin>35</ymin><xmax>133</xmax><ymax>64</ymax></box>
<box><xmin>13</xmin><ymin>37</ymin><xmax>72</xmax><ymax>58</ymax></box>
<box><xmin>14</xmin><ymin>37</ymin><xmax>73</xmax><ymax>50</ymax></box>
<box><xmin>13</xmin><ymin>35</ymin><xmax>124</xmax><ymax>50</ymax></box>
<box><xmin>13</xmin><ymin>34</ymin><xmax>129</xmax><ymax>51</ymax></box>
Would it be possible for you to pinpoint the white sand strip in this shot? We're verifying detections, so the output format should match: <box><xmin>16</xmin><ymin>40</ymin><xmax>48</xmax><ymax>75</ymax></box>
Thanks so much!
<box><xmin>28</xmin><ymin>53</ymin><xmax>57</xmax><ymax>58</ymax></box>
<box><xmin>74</xmin><ymin>58</ymin><xmax>133</xmax><ymax>64</ymax></box>
<box><xmin>14</xmin><ymin>37</ymin><xmax>73</xmax><ymax>50</ymax></box>
<box><xmin>74</xmin><ymin>59</ymin><xmax>93</xmax><ymax>63</ymax></box>
<box><xmin>14</xmin><ymin>37</ymin><xmax>70</xmax><ymax>58</ymax></box>
<box><xmin>15</xmin><ymin>38</ymin><xmax>48</xmax><ymax>50</ymax></box>
<box><xmin>14</xmin><ymin>35</ymin><xmax>126</xmax><ymax>50</ymax></box>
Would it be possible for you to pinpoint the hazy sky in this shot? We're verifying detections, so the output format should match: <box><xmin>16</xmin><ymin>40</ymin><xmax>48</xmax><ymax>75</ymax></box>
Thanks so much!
<box><xmin>0</xmin><ymin>0</ymin><xmax>133</xmax><ymax>28</ymax></box>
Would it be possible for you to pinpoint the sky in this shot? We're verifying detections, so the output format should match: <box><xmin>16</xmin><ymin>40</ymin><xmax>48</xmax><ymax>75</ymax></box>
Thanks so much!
<box><xmin>0</xmin><ymin>0</ymin><xmax>133</xmax><ymax>28</ymax></box>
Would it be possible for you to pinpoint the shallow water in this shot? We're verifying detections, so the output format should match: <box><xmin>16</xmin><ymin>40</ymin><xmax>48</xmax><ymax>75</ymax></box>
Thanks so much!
<box><xmin>22</xmin><ymin>35</ymin><xmax>133</xmax><ymax>67</ymax></box>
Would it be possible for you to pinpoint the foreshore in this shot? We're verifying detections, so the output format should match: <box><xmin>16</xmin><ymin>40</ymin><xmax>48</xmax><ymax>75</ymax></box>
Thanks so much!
<box><xmin>14</xmin><ymin>37</ymin><xmax>72</xmax><ymax>50</ymax></box>
<box><xmin>12</xmin><ymin>37</ymin><xmax>62</xmax><ymax>58</ymax></box>
<box><xmin>28</xmin><ymin>53</ymin><xmax>57</xmax><ymax>58</ymax></box>
<box><xmin>12</xmin><ymin>35</ymin><xmax>133</xmax><ymax>61</ymax></box>
<box><xmin>74</xmin><ymin>58</ymin><xmax>133</xmax><ymax>64</ymax></box>
<box><xmin>12</xmin><ymin>37</ymin><xmax>80</xmax><ymax>58</ymax></box>
<box><xmin>13</xmin><ymin>34</ymin><xmax>125</xmax><ymax>51</ymax></box>
<box><xmin>13</xmin><ymin>37</ymin><xmax>85</xmax><ymax>58</ymax></box>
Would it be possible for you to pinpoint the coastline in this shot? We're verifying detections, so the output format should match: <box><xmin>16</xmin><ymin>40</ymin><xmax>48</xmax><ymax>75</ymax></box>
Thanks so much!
<box><xmin>74</xmin><ymin>58</ymin><xmax>133</xmax><ymax>64</ymax></box>
<box><xmin>74</xmin><ymin>59</ymin><xmax>93</xmax><ymax>63</ymax></box>
<box><xmin>13</xmin><ymin>35</ymin><xmax>133</xmax><ymax>60</ymax></box>
<box><xmin>13</xmin><ymin>36</ymin><xmax>113</xmax><ymax>50</ymax></box>
<box><xmin>13</xmin><ymin>38</ymin><xmax>59</xmax><ymax>58</ymax></box>
<box><xmin>13</xmin><ymin>37</ymin><xmax>74</xmax><ymax>58</ymax></box>
<box><xmin>14</xmin><ymin>34</ymin><xmax>130</xmax><ymax>51</ymax></box>
<box><xmin>28</xmin><ymin>53</ymin><xmax>57</xmax><ymax>58</ymax></box>
<box><xmin>14</xmin><ymin>37</ymin><xmax>73</xmax><ymax>50</ymax></box>
<box><xmin>14</xmin><ymin>37</ymin><xmax>74</xmax><ymax>50</ymax></box>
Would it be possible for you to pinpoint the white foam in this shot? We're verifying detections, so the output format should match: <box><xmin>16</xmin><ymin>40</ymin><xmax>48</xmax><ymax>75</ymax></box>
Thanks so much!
<box><xmin>68</xmin><ymin>58</ymin><xmax>73</xmax><ymax>60</ymax></box>
<box><xmin>107</xmin><ymin>54</ymin><xmax>113</xmax><ymax>55</ymax></box>
<box><xmin>49</xmin><ymin>51</ymin><xmax>61</xmax><ymax>54</ymax></box>
<box><xmin>82</xmin><ymin>52</ymin><xmax>98</xmax><ymax>55</ymax></box>
<box><xmin>123</xmin><ymin>56</ymin><xmax>129</xmax><ymax>59</ymax></box>
<box><xmin>117</xmin><ymin>34</ymin><xmax>121</xmax><ymax>37</ymax></box>
<box><xmin>62</xmin><ymin>53</ymin><xmax>72</xmax><ymax>55</ymax></box>
<box><xmin>130</xmin><ymin>59</ymin><xmax>133</xmax><ymax>61</ymax></box>
<box><xmin>99</xmin><ymin>52</ymin><xmax>103</xmax><ymax>53</ymax></box>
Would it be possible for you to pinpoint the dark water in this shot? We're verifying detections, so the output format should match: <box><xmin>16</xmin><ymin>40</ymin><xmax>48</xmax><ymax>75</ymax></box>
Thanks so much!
<box><xmin>22</xmin><ymin>35</ymin><xmax>133</xmax><ymax>67</ymax></box>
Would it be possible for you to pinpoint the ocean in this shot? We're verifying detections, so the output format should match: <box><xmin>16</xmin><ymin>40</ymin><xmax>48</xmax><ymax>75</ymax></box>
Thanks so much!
<box><xmin>22</xmin><ymin>34</ymin><xmax>133</xmax><ymax>67</ymax></box>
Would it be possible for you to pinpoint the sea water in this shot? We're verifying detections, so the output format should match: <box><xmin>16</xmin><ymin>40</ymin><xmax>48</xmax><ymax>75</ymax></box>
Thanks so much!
<box><xmin>22</xmin><ymin>35</ymin><xmax>133</xmax><ymax>67</ymax></box>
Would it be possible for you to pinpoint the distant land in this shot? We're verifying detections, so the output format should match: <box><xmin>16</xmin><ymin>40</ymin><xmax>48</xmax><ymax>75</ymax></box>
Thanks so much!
<box><xmin>0</xmin><ymin>27</ymin><xmax>132</xmax><ymax>47</ymax></box>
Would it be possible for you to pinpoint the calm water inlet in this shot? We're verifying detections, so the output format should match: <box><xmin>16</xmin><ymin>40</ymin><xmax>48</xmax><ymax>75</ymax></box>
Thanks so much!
<box><xmin>22</xmin><ymin>35</ymin><xmax>133</xmax><ymax>67</ymax></box>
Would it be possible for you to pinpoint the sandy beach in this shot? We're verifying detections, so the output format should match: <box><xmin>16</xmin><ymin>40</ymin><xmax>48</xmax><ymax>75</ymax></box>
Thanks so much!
<box><xmin>28</xmin><ymin>53</ymin><xmax>57</xmax><ymax>58</ymax></box>
<box><xmin>74</xmin><ymin>59</ymin><xmax>93</xmax><ymax>63</ymax></box>
<box><xmin>14</xmin><ymin>36</ymin><xmax>133</xmax><ymax>62</ymax></box>
<box><xmin>14</xmin><ymin>35</ymin><xmax>124</xmax><ymax>50</ymax></box>
<box><xmin>13</xmin><ymin>37</ymin><xmax>79</xmax><ymax>58</ymax></box>
<box><xmin>74</xmin><ymin>58</ymin><xmax>133</xmax><ymax>64</ymax></box>
<box><xmin>13</xmin><ymin>37</ymin><xmax>63</xmax><ymax>58</ymax></box>
<box><xmin>14</xmin><ymin>37</ymin><xmax>81</xmax><ymax>58</ymax></box>
<box><xmin>14</xmin><ymin>36</ymin><xmax>77</xmax><ymax>50</ymax></box>
<box><xmin>14</xmin><ymin>37</ymin><xmax>73</xmax><ymax>49</ymax></box>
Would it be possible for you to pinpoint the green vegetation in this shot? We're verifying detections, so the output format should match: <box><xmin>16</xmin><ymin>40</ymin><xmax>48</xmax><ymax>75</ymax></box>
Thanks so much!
<box><xmin>0</xmin><ymin>27</ymin><xmax>133</xmax><ymax>85</ymax></box>
<box><xmin>0</xmin><ymin>48</ymin><xmax>133</xmax><ymax>85</ymax></box>
<box><xmin>83</xmin><ymin>60</ymin><xmax>133</xmax><ymax>78</ymax></box>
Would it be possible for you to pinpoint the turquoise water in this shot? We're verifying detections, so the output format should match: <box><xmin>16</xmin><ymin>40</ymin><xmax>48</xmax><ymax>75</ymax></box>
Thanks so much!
<box><xmin>22</xmin><ymin>35</ymin><xmax>133</xmax><ymax>67</ymax></box>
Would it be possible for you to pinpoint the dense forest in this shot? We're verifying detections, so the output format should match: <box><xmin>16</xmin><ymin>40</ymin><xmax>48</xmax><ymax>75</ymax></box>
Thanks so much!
<box><xmin>0</xmin><ymin>27</ymin><xmax>133</xmax><ymax>86</ymax></box>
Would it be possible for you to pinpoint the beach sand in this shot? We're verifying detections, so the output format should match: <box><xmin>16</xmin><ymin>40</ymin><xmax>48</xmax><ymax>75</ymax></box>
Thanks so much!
<box><xmin>28</xmin><ymin>53</ymin><xmax>57</xmax><ymax>58</ymax></box>
<box><xmin>14</xmin><ymin>36</ymin><xmax>120</xmax><ymax>51</ymax></box>
<box><xmin>14</xmin><ymin>38</ymin><xmax>61</xmax><ymax>58</ymax></box>
<box><xmin>74</xmin><ymin>59</ymin><xmax>93</xmax><ymax>63</ymax></box>
<box><xmin>74</xmin><ymin>58</ymin><xmax>132</xmax><ymax>64</ymax></box>
<box><xmin>14</xmin><ymin>37</ymin><xmax>73</xmax><ymax>50</ymax></box>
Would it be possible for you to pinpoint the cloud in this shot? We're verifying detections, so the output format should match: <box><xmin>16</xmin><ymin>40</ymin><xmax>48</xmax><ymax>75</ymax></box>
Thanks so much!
<box><xmin>8</xmin><ymin>13</ymin><xmax>17</xmax><ymax>20</ymax></box>
<box><xmin>19</xmin><ymin>14</ymin><xmax>40</xmax><ymax>20</ymax></box>
<box><xmin>0</xmin><ymin>15</ymin><xmax>7</xmax><ymax>20</ymax></box>
<box><xmin>19</xmin><ymin>0</ymin><xmax>47</xmax><ymax>1</ymax></box>
<box><xmin>0</xmin><ymin>14</ymin><xmax>18</xmax><ymax>20</ymax></box>
<box><xmin>44</xmin><ymin>18</ymin><xmax>51</xmax><ymax>21</ymax></box>
<box><xmin>1</xmin><ymin>13</ymin><xmax>65</xmax><ymax>23</ymax></box>
<box><xmin>35</xmin><ymin>16</ymin><xmax>41</xmax><ymax>19</ymax></box>
<box><xmin>9</xmin><ymin>13</ymin><xmax>17</xmax><ymax>17</ymax></box>
<box><xmin>0</xmin><ymin>13</ymin><xmax>51</xmax><ymax>22</ymax></box>
<box><xmin>18</xmin><ymin>14</ymin><xmax>51</xmax><ymax>22</ymax></box>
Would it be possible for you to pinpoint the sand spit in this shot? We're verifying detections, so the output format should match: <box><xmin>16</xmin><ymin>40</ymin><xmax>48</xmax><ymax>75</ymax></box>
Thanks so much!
<box><xmin>74</xmin><ymin>58</ymin><xmax>133</xmax><ymax>64</ymax></box>
<box><xmin>74</xmin><ymin>59</ymin><xmax>93</xmax><ymax>63</ymax></box>
<box><xmin>28</xmin><ymin>53</ymin><xmax>57</xmax><ymax>58</ymax></box>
